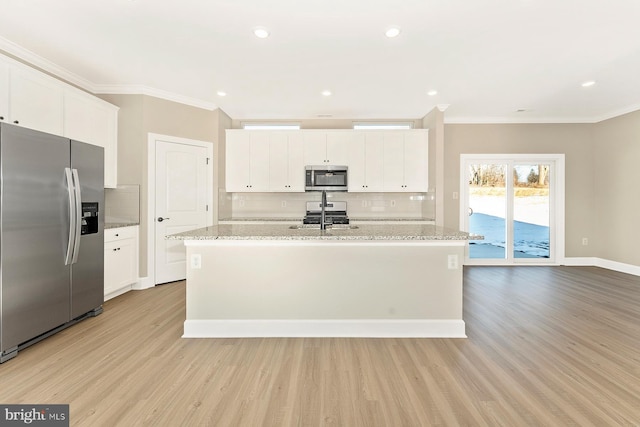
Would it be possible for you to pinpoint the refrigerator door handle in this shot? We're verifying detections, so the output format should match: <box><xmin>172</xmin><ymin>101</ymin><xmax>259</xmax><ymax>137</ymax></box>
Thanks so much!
<box><xmin>64</xmin><ymin>167</ymin><xmax>76</xmax><ymax>265</ymax></box>
<box><xmin>71</xmin><ymin>169</ymin><xmax>82</xmax><ymax>264</ymax></box>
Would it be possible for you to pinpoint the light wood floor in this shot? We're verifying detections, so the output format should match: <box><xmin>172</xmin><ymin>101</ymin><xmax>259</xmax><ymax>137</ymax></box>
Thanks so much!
<box><xmin>1</xmin><ymin>266</ymin><xmax>639</xmax><ymax>426</ymax></box>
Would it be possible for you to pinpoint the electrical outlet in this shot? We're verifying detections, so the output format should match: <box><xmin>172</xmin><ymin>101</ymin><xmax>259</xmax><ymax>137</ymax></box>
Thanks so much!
<box><xmin>390</xmin><ymin>200</ymin><xmax>396</xmax><ymax>207</ymax></box>
<box><xmin>191</xmin><ymin>254</ymin><xmax>202</xmax><ymax>269</ymax></box>
<box><xmin>582</xmin><ymin>238</ymin><xmax>588</xmax><ymax>246</ymax></box>
<box><xmin>453</xmin><ymin>192</ymin><xmax>459</xmax><ymax>200</ymax></box>
<box><xmin>362</xmin><ymin>200</ymin><xmax>367</xmax><ymax>207</ymax></box>
<box><xmin>281</xmin><ymin>201</ymin><xmax>287</xmax><ymax>208</ymax></box>
<box><xmin>447</xmin><ymin>254</ymin><xmax>459</xmax><ymax>270</ymax></box>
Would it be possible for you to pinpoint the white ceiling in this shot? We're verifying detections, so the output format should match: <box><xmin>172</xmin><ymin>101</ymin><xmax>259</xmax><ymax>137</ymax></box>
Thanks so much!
<box><xmin>1</xmin><ymin>0</ymin><xmax>640</xmax><ymax>123</ymax></box>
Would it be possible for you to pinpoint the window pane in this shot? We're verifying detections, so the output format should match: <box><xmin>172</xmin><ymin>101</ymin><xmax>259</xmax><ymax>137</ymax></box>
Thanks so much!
<box><xmin>468</xmin><ymin>164</ymin><xmax>507</xmax><ymax>259</ymax></box>
<box><xmin>513</xmin><ymin>164</ymin><xmax>550</xmax><ymax>258</ymax></box>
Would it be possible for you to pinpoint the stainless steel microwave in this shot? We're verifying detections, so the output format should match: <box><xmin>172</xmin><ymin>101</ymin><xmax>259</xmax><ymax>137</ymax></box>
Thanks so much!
<box><xmin>305</xmin><ymin>165</ymin><xmax>348</xmax><ymax>191</ymax></box>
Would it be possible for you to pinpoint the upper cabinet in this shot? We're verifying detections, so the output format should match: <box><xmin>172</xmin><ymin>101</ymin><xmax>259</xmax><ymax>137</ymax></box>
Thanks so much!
<box><xmin>348</xmin><ymin>132</ymin><xmax>384</xmax><ymax>192</ymax></box>
<box><xmin>269</xmin><ymin>132</ymin><xmax>304</xmax><ymax>192</ymax></box>
<box><xmin>63</xmin><ymin>89</ymin><xmax>118</xmax><ymax>188</ymax></box>
<box><xmin>225</xmin><ymin>130</ymin><xmax>270</xmax><ymax>192</ymax></box>
<box><xmin>8</xmin><ymin>65</ymin><xmax>64</xmax><ymax>136</ymax></box>
<box><xmin>0</xmin><ymin>53</ymin><xmax>119</xmax><ymax>188</ymax></box>
<box><xmin>303</xmin><ymin>131</ymin><xmax>349</xmax><ymax>165</ymax></box>
<box><xmin>226</xmin><ymin>129</ymin><xmax>428</xmax><ymax>193</ymax></box>
<box><xmin>383</xmin><ymin>130</ymin><xmax>428</xmax><ymax>192</ymax></box>
<box><xmin>0</xmin><ymin>61</ymin><xmax>8</xmax><ymax>123</ymax></box>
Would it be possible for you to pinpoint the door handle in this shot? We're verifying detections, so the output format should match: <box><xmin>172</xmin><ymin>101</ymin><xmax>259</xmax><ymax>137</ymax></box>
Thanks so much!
<box><xmin>157</xmin><ymin>217</ymin><xmax>170</xmax><ymax>222</ymax></box>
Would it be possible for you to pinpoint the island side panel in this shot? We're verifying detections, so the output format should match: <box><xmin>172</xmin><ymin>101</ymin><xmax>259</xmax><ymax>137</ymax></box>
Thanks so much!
<box><xmin>183</xmin><ymin>241</ymin><xmax>465</xmax><ymax>338</ymax></box>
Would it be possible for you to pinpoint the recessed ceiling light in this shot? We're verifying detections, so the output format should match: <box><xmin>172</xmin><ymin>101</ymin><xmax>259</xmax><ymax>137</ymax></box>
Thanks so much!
<box><xmin>582</xmin><ymin>80</ymin><xmax>596</xmax><ymax>87</ymax></box>
<box><xmin>321</xmin><ymin>90</ymin><xmax>332</xmax><ymax>97</ymax></box>
<box><xmin>385</xmin><ymin>27</ymin><xmax>401</xmax><ymax>38</ymax></box>
<box><xmin>427</xmin><ymin>90</ymin><xmax>438</xmax><ymax>96</ymax></box>
<box><xmin>253</xmin><ymin>27</ymin><xmax>270</xmax><ymax>39</ymax></box>
<box><xmin>217</xmin><ymin>91</ymin><xmax>227</xmax><ymax>97</ymax></box>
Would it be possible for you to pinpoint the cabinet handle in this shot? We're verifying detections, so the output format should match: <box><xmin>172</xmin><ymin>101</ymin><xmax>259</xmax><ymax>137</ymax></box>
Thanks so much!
<box><xmin>157</xmin><ymin>217</ymin><xmax>170</xmax><ymax>222</ymax></box>
<box><xmin>0</xmin><ymin>116</ymin><xmax>4</xmax><ymax>120</ymax></box>
<box><xmin>115</xmin><ymin>233</ymin><xmax>119</xmax><ymax>237</ymax></box>
<box><xmin>113</xmin><ymin>247</ymin><xmax>121</xmax><ymax>251</ymax></box>
<box><xmin>13</xmin><ymin>120</ymin><xmax>19</xmax><ymax>124</ymax></box>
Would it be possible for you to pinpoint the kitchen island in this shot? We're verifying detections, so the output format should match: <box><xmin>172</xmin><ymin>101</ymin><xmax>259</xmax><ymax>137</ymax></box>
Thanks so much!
<box><xmin>168</xmin><ymin>224</ymin><xmax>477</xmax><ymax>338</ymax></box>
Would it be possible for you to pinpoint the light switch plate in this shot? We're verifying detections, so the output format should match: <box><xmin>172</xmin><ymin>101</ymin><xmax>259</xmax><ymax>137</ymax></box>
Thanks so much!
<box><xmin>191</xmin><ymin>254</ymin><xmax>202</xmax><ymax>269</ymax></box>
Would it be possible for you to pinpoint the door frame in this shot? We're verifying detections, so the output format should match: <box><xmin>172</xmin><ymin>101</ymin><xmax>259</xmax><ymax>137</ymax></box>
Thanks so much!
<box><xmin>145</xmin><ymin>133</ymin><xmax>214</xmax><ymax>287</ymax></box>
<box><xmin>459</xmin><ymin>153</ymin><xmax>565</xmax><ymax>266</ymax></box>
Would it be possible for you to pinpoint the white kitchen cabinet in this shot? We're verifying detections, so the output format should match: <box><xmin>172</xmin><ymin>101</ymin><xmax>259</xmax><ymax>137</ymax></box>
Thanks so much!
<box><xmin>269</xmin><ymin>132</ymin><xmax>304</xmax><ymax>192</ymax></box>
<box><xmin>303</xmin><ymin>131</ymin><xmax>349</xmax><ymax>165</ymax></box>
<box><xmin>226</xmin><ymin>130</ymin><xmax>270</xmax><ymax>192</ymax></box>
<box><xmin>104</xmin><ymin>226</ymin><xmax>139</xmax><ymax>300</ymax></box>
<box><xmin>0</xmin><ymin>53</ymin><xmax>119</xmax><ymax>188</ymax></box>
<box><xmin>383</xmin><ymin>130</ymin><xmax>428</xmax><ymax>192</ymax></box>
<box><xmin>64</xmin><ymin>89</ymin><xmax>119</xmax><ymax>188</ymax></box>
<box><xmin>0</xmin><ymin>61</ymin><xmax>8</xmax><ymax>124</ymax></box>
<box><xmin>348</xmin><ymin>132</ymin><xmax>384</xmax><ymax>192</ymax></box>
<box><xmin>9</xmin><ymin>64</ymin><xmax>64</xmax><ymax>136</ymax></box>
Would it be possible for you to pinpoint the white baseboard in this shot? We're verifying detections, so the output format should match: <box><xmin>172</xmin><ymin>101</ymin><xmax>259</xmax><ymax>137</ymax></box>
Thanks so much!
<box><xmin>132</xmin><ymin>276</ymin><xmax>155</xmax><ymax>290</ymax></box>
<box><xmin>183</xmin><ymin>319</ymin><xmax>467</xmax><ymax>339</ymax></box>
<box><xmin>563</xmin><ymin>257</ymin><xmax>640</xmax><ymax>276</ymax></box>
<box><xmin>104</xmin><ymin>285</ymin><xmax>132</xmax><ymax>301</ymax></box>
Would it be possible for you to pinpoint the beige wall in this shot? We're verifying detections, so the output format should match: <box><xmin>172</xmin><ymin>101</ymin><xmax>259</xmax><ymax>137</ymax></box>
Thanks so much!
<box><xmin>99</xmin><ymin>94</ymin><xmax>219</xmax><ymax>277</ymax></box>
<box><xmin>443</xmin><ymin>123</ymin><xmax>596</xmax><ymax>258</ymax></box>
<box><xmin>592</xmin><ymin>110</ymin><xmax>640</xmax><ymax>266</ymax></box>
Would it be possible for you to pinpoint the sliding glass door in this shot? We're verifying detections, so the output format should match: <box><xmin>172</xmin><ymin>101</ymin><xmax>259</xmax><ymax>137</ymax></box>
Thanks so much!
<box><xmin>461</xmin><ymin>155</ymin><xmax>563</xmax><ymax>265</ymax></box>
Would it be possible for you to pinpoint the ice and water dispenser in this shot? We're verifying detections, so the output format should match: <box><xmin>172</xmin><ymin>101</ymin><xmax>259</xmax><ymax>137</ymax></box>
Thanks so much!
<box><xmin>81</xmin><ymin>202</ymin><xmax>99</xmax><ymax>235</ymax></box>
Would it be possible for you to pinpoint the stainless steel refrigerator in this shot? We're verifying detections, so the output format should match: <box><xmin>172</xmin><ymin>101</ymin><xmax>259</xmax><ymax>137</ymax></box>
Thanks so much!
<box><xmin>0</xmin><ymin>123</ymin><xmax>104</xmax><ymax>363</ymax></box>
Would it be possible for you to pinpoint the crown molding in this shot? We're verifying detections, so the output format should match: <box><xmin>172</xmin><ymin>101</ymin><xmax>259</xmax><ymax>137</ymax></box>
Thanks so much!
<box><xmin>0</xmin><ymin>36</ymin><xmax>217</xmax><ymax>111</ymax></box>
<box><xmin>444</xmin><ymin>116</ymin><xmax>598</xmax><ymax>125</ymax></box>
<box><xmin>0</xmin><ymin>36</ymin><xmax>97</xmax><ymax>91</ymax></box>
<box><xmin>94</xmin><ymin>85</ymin><xmax>218</xmax><ymax>111</ymax></box>
<box><xmin>589</xmin><ymin>103</ymin><xmax>640</xmax><ymax>123</ymax></box>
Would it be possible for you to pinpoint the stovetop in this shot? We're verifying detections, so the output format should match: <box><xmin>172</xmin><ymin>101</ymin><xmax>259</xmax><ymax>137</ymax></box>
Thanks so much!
<box><xmin>302</xmin><ymin>201</ymin><xmax>349</xmax><ymax>225</ymax></box>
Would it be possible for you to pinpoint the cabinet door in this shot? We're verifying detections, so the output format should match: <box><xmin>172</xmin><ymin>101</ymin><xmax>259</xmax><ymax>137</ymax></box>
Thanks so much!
<box><xmin>348</xmin><ymin>132</ymin><xmax>366</xmax><ymax>191</ymax></box>
<box><xmin>364</xmin><ymin>132</ymin><xmax>384</xmax><ymax>191</ymax></box>
<box><xmin>286</xmin><ymin>133</ymin><xmax>305</xmax><ymax>192</ymax></box>
<box><xmin>269</xmin><ymin>132</ymin><xmax>289</xmax><ymax>191</ymax></box>
<box><xmin>104</xmin><ymin>238</ymin><xmax>136</xmax><ymax>296</ymax></box>
<box><xmin>9</xmin><ymin>65</ymin><xmax>63</xmax><ymax>135</ymax></box>
<box><xmin>249</xmin><ymin>132</ymin><xmax>270</xmax><ymax>192</ymax></box>
<box><xmin>225</xmin><ymin>131</ymin><xmax>252</xmax><ymax>191</ymax></box>
<box><xmin>63</xmin><ymin>90</ymin><xmax>119</xmax><ymax>188</ymax></box>
<box><xmin>303</xmin><ymin>131</ymin><xmax>327</xmax><ymax>165</ymax></box>
<box><xmin>325</xmin><ymin>131</ymin><xmax>349</xmax><ymax>165</ymax></box>
<box><xmin>0</xmin><ymin>60</ymin><xmax>8</xmax><ymax>123</ymax></box>
<box><xmin>403</xmin><ymin>131</ymin><xmax>428</xmax><ymax>191</ymax></box>
<box><xmin>382</xmin><ymin>132</ymin><xmax>405</xmax><ymax>191</ymax></box>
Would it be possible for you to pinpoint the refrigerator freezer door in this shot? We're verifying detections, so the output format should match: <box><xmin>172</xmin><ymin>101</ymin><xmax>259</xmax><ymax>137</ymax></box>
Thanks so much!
<box><xmin>0</xmin><ymin>124</ymin><xmax>72</xmax><ymax>351</ymax></box>
<box><xmin>70</xmin><ymin>140</ymin><xmax>104</xmax><ymax>319</ymax></box>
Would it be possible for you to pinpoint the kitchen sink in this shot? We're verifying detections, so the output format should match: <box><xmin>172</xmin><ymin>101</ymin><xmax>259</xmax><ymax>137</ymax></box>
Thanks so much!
<box><xmin>289</xmin><ymin>224</ymin><xmax>359</xmax><ymax>230</ymax></box>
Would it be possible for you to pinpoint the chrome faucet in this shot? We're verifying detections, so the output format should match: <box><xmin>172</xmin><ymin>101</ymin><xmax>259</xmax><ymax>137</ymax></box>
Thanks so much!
<box><xmin>320</xmin><ymin>190</ymin><xmax>330</xmax><ymax>231</ymax></box>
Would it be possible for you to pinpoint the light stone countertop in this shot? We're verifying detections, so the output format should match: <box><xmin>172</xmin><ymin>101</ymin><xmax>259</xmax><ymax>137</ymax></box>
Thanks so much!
<box><xmin>167</xmin><ymin>223</ymin><xmax>480</xmax><ymax>241</ymax></box>
<box><xmin>105</xmin><ymin>222</ymin><xmax>140</xmax><ymax>230</ymax></box>
<box><xmin>218</xmin><ymin>217</ymin><xmax>436</xmax><ymax>222</ymax></box>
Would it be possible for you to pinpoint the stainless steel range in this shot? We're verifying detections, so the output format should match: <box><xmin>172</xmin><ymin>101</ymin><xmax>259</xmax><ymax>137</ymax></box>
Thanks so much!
<box><xmin>302</xmin><ymin>201</ymin><xmax>349</xmax><ymax>225</ymax></box>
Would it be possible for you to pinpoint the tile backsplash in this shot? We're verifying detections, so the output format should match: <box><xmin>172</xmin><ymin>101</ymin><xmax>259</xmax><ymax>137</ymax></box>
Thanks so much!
<box><xmin>105</xmin><ymin>185</ymin><xmax>140</xmax><ymax>223</ymax></box>
<box><xmin>221</xmin><ymin>191</ymin><xmax>435</xmax><ymax>219</ymax></box>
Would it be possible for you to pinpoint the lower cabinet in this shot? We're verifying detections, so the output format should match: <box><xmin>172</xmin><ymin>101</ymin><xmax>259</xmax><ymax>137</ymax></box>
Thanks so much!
<box><xmin>104</xmin><ymin>226</ymin><xmax>139</xmax><ymax>300</ymax></box>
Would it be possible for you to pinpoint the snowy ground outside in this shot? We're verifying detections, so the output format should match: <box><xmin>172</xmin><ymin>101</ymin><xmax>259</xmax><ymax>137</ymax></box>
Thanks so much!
<box><xmin>469</xmin><ymin>195</ymin><xmax>550</xmax><ymax>259</ymax></box>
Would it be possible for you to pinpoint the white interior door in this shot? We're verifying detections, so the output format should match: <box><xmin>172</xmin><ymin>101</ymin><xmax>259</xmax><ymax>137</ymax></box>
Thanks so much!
<box><xmin>155</xmin><ymin>140</ymin><xmax>209</xmax><ymax>284</ymax></box>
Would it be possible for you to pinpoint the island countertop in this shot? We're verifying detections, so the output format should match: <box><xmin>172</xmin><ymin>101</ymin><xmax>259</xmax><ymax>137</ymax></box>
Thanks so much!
<box><xmin>167</xmin><ymin>223</ymin><xmax>479</xmax><ymax>241</ymax></box>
